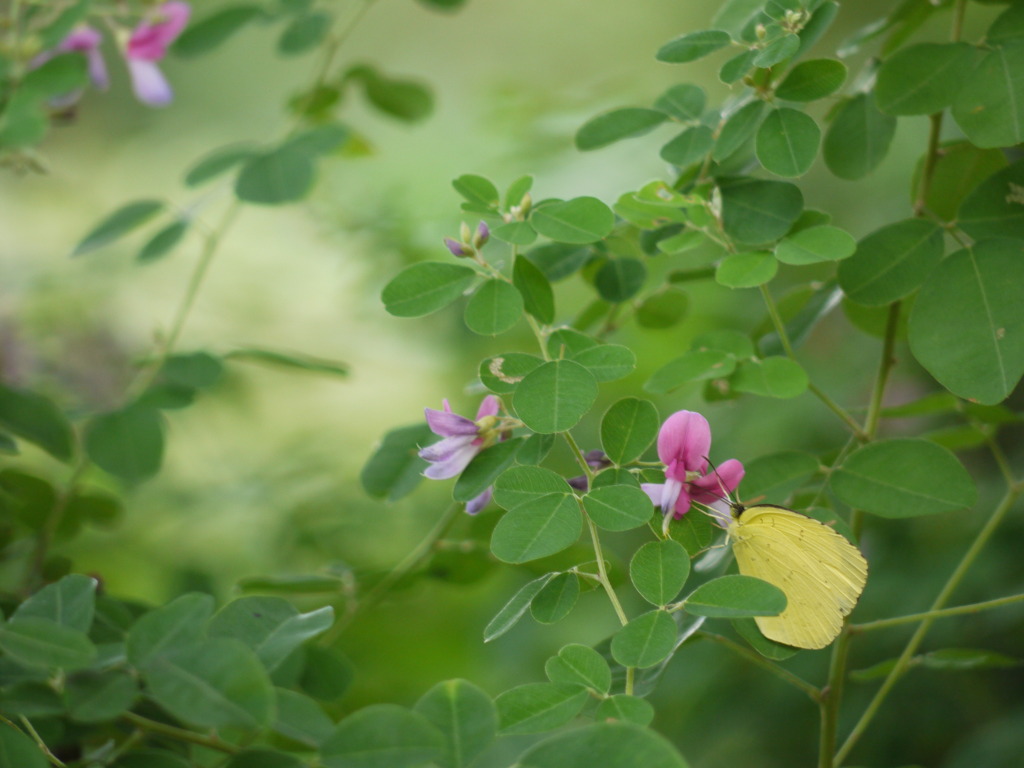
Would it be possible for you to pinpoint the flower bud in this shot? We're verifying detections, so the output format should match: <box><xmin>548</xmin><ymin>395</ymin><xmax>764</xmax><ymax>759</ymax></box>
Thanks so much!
<box><xmin>444</xmin><ymin>237</ymin><xmax>471</xmax><ymax>258</ymax></box>
<box><xmin>473</xmin><ymin>221</ymin><xmax>490</xmax><ymax>248</ymax></box>
<box><xmin>460</xmin><ymin>221</ymin><xmax>472</xmax><ymax>243</ymax></box>
<box><xmin>755</xmin><ymin>23</ymin><xmax>767</xmax><ymax>40</ymax></box>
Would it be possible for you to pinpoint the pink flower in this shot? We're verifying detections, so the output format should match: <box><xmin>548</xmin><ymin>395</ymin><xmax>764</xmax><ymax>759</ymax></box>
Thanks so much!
<box><xmin>419</xmin><ymin>395</ymin><xmax>503</xmax><ymax>514</ymax></box>
<box><xmin>125</xmin><ymin>2</ymin><xmax>190</xmax><ymax>106</ymax></box>
<box><xmin>57</xmin><ymin>27</ymin><xmax>109</xmax><ymax>91</ymax></box>
<box><xmin>641</xmin><ymin>410</ymin><xmax>744</xmax><ymax>520</ymax></box>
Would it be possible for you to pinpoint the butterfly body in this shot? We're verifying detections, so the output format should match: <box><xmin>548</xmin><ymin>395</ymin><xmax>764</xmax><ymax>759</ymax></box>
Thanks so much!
<box><xmin>727</xmin><ymin>504</ymin><xmax>868</xmax><ymax>650</ymax></box>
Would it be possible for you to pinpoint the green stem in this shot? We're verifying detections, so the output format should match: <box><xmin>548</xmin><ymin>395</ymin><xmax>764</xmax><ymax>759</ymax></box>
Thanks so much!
<box><xmin>122</xmin><ymin>712</ymin><xmax>240</xmax><ymax>755</ymax></box>
<box><xmin>835</xmin><ymin>486</ymin><xmax>1022</xmax><ymax>764</ymax></box>
<box><xmin>25</xmin><ymin>457</ymin><xmax>88</xmax><ymax>593</ymax></box>
<box><xmin>983</xmin><ymin>432</ymin><xmax>1017</xmax><ymax>489</ymax></box>
<box><xmin>4</xmin><ymin>715</ymin><xmax>64</xmax><ymax>767</ymax></box>
<box><xmin>818</xmin><ymin>625</ymin><xmax>853</xmax><ymax>768</ymax></box>
<box><xmin>126</xmin><ymin>200</ymin><xmax>242</xmax><ymax>401</ymax></box>
<box><xmin>563</xmin><ymin>431</ymin><xmax>596</xmax><ymax>481</ymax></box>
<box><xmin>701</xmin><ymin>633</ymin><xmax>820</xmax><ymax>702</ymax></box>
<box><xmin>862</xmin><ymin>302</ymin><xmax>901</xmax><ymax>438</ymax></box>
<box><xmin>951</xmin><ymin>0</ymin><xmax>968</xmax><ymax>41</ymax></box>
<box><xmin>759</xmin><ymin>284</ymin><xmax>866</xmax><ymax>439</ymax></box>
<box><xmin>912</xmin><ymin>113</ymin><xmax>944</xmax><ymax>217</ymax></box>
<box><xmin>852</xmin><ymin>592</ymin><xmax>1024</xmax><ymax>633</ymax></box>
<box><xmin>321</xmin><ymin>502</ymin><xmax>462</xmax><ymax>645</ymax></box>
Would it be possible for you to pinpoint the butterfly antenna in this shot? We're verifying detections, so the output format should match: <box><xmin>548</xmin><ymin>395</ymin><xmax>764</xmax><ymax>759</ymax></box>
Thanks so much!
<box><xmin>702</xmin><ymin>455</ymin><xmax>741</xmax><ymax>508</ymax></box>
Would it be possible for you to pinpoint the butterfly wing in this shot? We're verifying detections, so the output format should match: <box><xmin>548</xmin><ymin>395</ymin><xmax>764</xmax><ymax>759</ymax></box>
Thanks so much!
<box><xmin>730</xmin><ymin>505</ymin><xmax>868</xmax><ymax>650</ymax></box>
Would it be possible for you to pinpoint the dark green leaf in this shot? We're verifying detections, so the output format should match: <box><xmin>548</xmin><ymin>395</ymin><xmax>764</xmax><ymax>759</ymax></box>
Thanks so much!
<box><xmin>876</xmin><ymin>42</ymin><xmax>975</xmax><ymax>116</ymax></box>
<box><xmin>138</xmin><ymin>219</ymin><xmax>189</xmax><ymax>263</ymax></box>
<box><xmin>636</xmin><ymin>286</ymin><xmax>689</xmax><ymax>328</ymax></box>
<box><xmin>525</xmin><ymin>243</ymin><xmax>592</xmax><ymax>281</ymax></box>
<box><xmin>958</xmin><ymin>160</ymin><xmax>1024</xmax><ymax>240</ymax></box>
<box><xmin>575</xmin><ymin>108</ymin><xmax>668</xmax><ymax>151</ymax></box>
<box><xmin>21</xmin><ymin>53</ymin><xmax>87</xmax><ymax>98</ymax></box>
<box><xmin>775</xmin><ymin>59</ymin><xmax>847</xmax><ymax>101</ymax></box>
<box><xmin>358</xmin><ymin>69</ymin><xmax>434</xmax><ymax>122</ymax></box>
<box><xmin>72</xmin><ymin>200</ymin><xmax>165</xmax><ymax>256</ymax></box>
<box><xmin>756</xmin><ymin>107</ymin><xmax>820</xmax><ymax>178</ymax></box>
<box><xmin>824</xmin><ymin>93</ymin><xmax>896</xmax><ymax>180</ymax></box>
<box><xmin>518</xmin><ymin>722</ymin><xmax>688</xmax><ymax>768</ymax></box>
<box><xmin>660</xmin><ymin>126</ymin><xmax>714</xmax><ymax>167</ymax></box>
<box><xmin>544</xmin><ymin>644</ymin><xmax>611</xmax><ymax>694</ymax></box>
<box><xmin>719</xmin><ymin>49</ymin><xmax>758</xmax><ymax>84</ymax></box>
<box><xmin>531</xmin><ymin>197</ymin><xmax>615</xmax><ymax>244</ymax></box>
<box><xmin>584</xmin><ymin>485</ymin><xmax>654</xmax><ymax>531</ymax></box>
<box><xmin>595</xmin><ymin>258</ymin><xmax>647</xmax><ymax>302</ymax></box>
<box><xmin>611</xmin><ymin>610</ymin><xmax>677</xmax><ymax>668</ymax></box>
<box><xmin>832</xmin><ymin>438</ymin><xmax>977</xmax><ymax>518</ymax></box>
<box><xmin>84</xmin><ymin>405</ymin><xmax>164</xmax><ymax>483</ymax></box>
<box><xmin>0</xmin><ymin>383</ymin><xmax>73</xmax><ymax>461</ymax></box>
<box><xmin>595</xmin><ymin>695</ymin><xmax>655</xmax><ymax>726</ymax></box>
<box><xmin>654</xmin><ymin>84</ymin><xmax>706</xmax><ymax>120</ymax></box>
<box><xmin>0</xmin><ymin>725</ymin><xmax>48</xmax><ymax>768</ymax></box>
<box><xmin>719</xmin><ymin>177</ymin><xmax>803</xmax><ymax>244</ymax></box>
<box><xmin>952</xmin><ymin>40</ymin><xmax>1024</xmax><ymax>148</ymax></box>
<box><xmin>278</xmin><ymin>11</ymin><xmax>331</xmax><ymax>55</ymax></box>
<box><xmin>740</xmin><ymin>450</ymin><xmax>819</xmax><ymax>502</ymax></box>
<box><xmin>208</xmin><ymin>596</ymin><xmax>334</xmax><ymax>671</ymax></box>
<box><xmin>684</xmin><ymin>575</ymin><xmax>786</xmax><ymax>618</ymax></box>
<box><xmin>381</xmin><ymin>262</ymin><xmax>477</xmax><ymax>317</ymax></box>
<box><xmin>464</xmin><ymin>279</ymin><xmax>524</xmax><ymax>335</ymax></box>
<box><xmin>126</xmin><ymin>593</ymin><xmax>215</xmax><ymax>667</ymax></box>
<box><xmin>173</xmin><ymin>6</ymin><xmax>264</xmax><ymax>57</ymax></box>
<box><xmin>919</xmin><ymin>648</ymin><xmax>1020</xmax><ymax>671</ymax></box>
<box><xmin>514</xmin><ymin>255</ymin><xmax>556</xmax><ymax>324</ymax></box>
<box><xmin>645</xmin><ymin>350</ymin><xmax>737</xmax><ymax>394</ymax></box>
<box><xmin>273</xmin><ymin>687</ymin><xmax>335</xmax><ymax>747</ymax></box>
<box><xmin>491</xmin><ymin>495</ymin><xmax>582</xmax><ymax>563</ymax></box>
<box><xmin>911</xmin><ymin>141</ymin><xmax>1006</xmax><ymax>222</ymax></box>
<box><xmin>361</xmin><ymin>423</ymin><xmax>432</xmax><ymax>501</ymax></box>
<box><xmin>13</xmin><ymin>574</ymin><xmax>95</xmax><ymax>632</ymax></box>
<box><xmin>572</xmin><ymin>344</ymin><xmax>636</xmax><ymax>382</ymax></box>
<box><xmin>657</xmin><ymin>30</ymin><xmax>732</xmax><ymax>63</ymax></box>
<box><xmin>321</xmin><ymin>704</ymin><xmax>444</xmax><ymax>768</ymax></box>
<box><xmin>235</xmin><ymin>144</ymin><xmax>316</xmax><ymax>204</ymax></box>
<box><xmin>601</xmin><ymin>397</ymin><xmax>659</xmax><ymax>465</ymax></box>
<box><xmin>838</xmin><ymin>219</ymin><xmax>943</xmax><ymax>306</ymax></box>
<box><xmin>513</xmin><ymin>360</ymin><xmax>598</xmax><ymax>434</ymax></box>
<box><xmin>752</xmin><ymin>33</ymin><xmax>799</xmax><ymax>68</ymax></box>
<box><xmin>0</xmin><ymin>618</ymin><xmax>96</xmax><ymax>670</ymax></box>
<box><xmin>630</xmin><ymin>540</ymin><xmax>690</xmax><ymax>606</ymax></box>
<box><xmin>479</xmin><ymin>353</ymin><xmax>544</xmax><ymax>394</ymax></box>
<box><xmin>66</xmin><ymin>669</ymin><xmax>138</xmax><ymax>722</ymax></box>
<box><xmin>531</xmin><ymin>573</ymin><xmax>580</xmax><ymax>623</ymax></box>
<box><xmin>713</xmin><ymin>100</ymin><xmax>766</xmax><ymax>161</ymax></box>
<box><xmin>496</xmin><ymin>683</ymin><xmax>588</xmax><ymax>734</ymax></box>
<box><xmin>731</xmin><ymin>357</ymin><xmax>808</xmax><ymax>398</ymax></box>
<box><xmin>453</xmin><ymin>439</ymin><xmax>524</xmax><ymax>503</ymax></box>
<box><xmin>414</xmin><ymin>679</ymin><xmax>498</xmax><ymax>768</ymax></box>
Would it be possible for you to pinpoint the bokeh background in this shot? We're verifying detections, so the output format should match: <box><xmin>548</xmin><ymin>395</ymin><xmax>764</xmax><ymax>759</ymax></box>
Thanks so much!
<box><xmin>2</xmin><ymin>1</ymin><xmax>1022</xmax><ymax>766</ymax></box>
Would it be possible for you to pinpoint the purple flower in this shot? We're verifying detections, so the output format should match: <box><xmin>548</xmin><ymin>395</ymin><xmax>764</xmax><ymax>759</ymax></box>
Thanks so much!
<box><xmin>125</xmin><ymin>2</ymin><xmax>190</xmax><ymax>106</ymax></box>
<box><xmin>641</xmin><ymin>410</ymin><xmax>744</xmax><ymax>520</ymax></box>
<box><xmin>444</xmin><ymin>238</ymin><xmax>470</xmax><ymax>258</ymax></box>
<box><xmin>419</xmin><ymin>395</ymin><xmax>503</xmax><ymax>513</ymax></box>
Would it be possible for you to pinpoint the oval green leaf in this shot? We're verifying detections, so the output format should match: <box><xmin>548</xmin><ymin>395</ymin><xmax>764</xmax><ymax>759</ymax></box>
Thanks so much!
<box><xmin>518</xmin><ymin>722</ymin><xmax>688</xmax><ymax>768</ymax></box>
<box><xmin>513</xmin><ymin>360</ymin><xmax>598</xmax><ymax>434</ymax></box>
<box><xmin>719</xmin><ymin>178</ymin><xmax>803</xmax><ymax>245</ymax></box>
<box><xmin>72</xmin><ymin>199</ymin><xmax>165</xmax><ymax>257</ymax></box>
<box><xmin>483</xmin><ymin>574</ymin><xmax>556</xmax><ymax>642</ymax></box>
<box><xmin>321</xmin><ymin>704</ymin><xmax>444</xmax><ymax>768</ymax></box>
<box><xmin>958</xmin><ymin>160</ymin><xmax>1024</xmax><ymax>241</ymax></box>
<box><xmin>414</xmin><ymin>679</ymin><xmax>497</xmax><ymax>768</ymax></box>
<box><xmin>544</xmin><ymin>644</ymin><xmax>611</xmax><ymax>694</ymax></box>
<box><xmin>601</xmin><ymin>397</ymin><xmax>659</xmax><ymax>465</ymax></box>
<box><xmin>572</xmin><ymin>344</ymin><xmax>636</xmax><ymax>382</ymax></box>
<box><xmin>84</xmin><ymin>405</ymin><xmax>165</xmax><ymax>483</ymax></box>
<box><xmin>491</xmin><ymin>495</ymin><xmax>583</xmax><ymax>564</ymax></box>
<box><xmin>660</xmin><ymin>125</ymin><xmax>714</xmax><ymax>167</ymax></box>
<box><xmin>610</xmin><ymin>610</ymin><xmax>677</xmax><ymax>668</ymax></box>
<box><xmin>235</xmin><ymin>145</ymin><xmax>315</xmax><ymax>205</ymax></box>
<box><xmin>453</xmin><ymin>439</ymin><xmax>523</xmax><ymax>503</ymax></box>
<box><xmin>514</xmin><ymin>255</ymin><xmax>555</xmax><ymax>324</ymax></box>
<box><xmin>952</xmin><ymin>40</ymin><xmax>1024</xmax><ymax>148</ymax></box>
<box><xmin>716</xmin><ymin>251</ymin><xmax>778</xmax><ymax>288</ymax></box>
<box><xmin>0</xmin><ymin>383</ymin><xmax>73</xmax><ymax>462</ymax></box>
<box><xmin>876</xmin><ymin>42</ymin><xmax>975</xmax><ymax>116</ymax></box>
<box><xmin>531</xmin><ymin>573</ymin><xmax>580</xmax><ymax>624</ymax></box>
<box><xmin>731</xmin><ymin>357</ymin><xmax>808</xmax><ymax>399</ymax></box>
<box><xmin>684</xmin><ymin>574</ymin><xmax>786</xmax><ymax>618</ymax></box>
<box><xmin>824</xmin><ymin>93</ymin><xmax>896</xmax><ymax>180</ymax></box>
<box><xmin>381</xmin><ymin>262</ymin><xmax>476</xmax><ymax>318</ymax></box>
<box><xmin>464</xmin><ymin>279</ymin><xmax>524</xmax><ymax>335</ymax></box>
<box><xmin>645</xmin><ymin>350</ymin><xmax>737</xmax><ymax>394</ymax></box>
<box><xmin>775</xmin><ymin>59</ymin><xmax>847</xmax><ymax>102</ymax></box>
<box><xmin>755</xmin><ymin>107</ymin><xmax>820</xmax><ymax>178</ymax></box>
<box><xmin>575</xmin><ymin>108</ymin><xmax>668</xmax><ymax>151</ymax></box>
<box><xmin>775</xmin><ymin>225</ymin><xmax>856</xmax><ymax>265</ymax></box>
<box><xmin>838</xmin><ymin>219</ymin><xmax>943</xmax><ymax>306</ymax></box>
<box><xmin>630</xmin><ymin>539</ymin><xmax>690</xmax><ymax>607</ymax></box>
<box><xmin>496</xmin><ymin>683</ymin><xmax>588</xmax><ymax>734</ymax></box>
<box><xmin>531</xmin><ymin>197</ymin><xmax>615</xmax><ymax>244</ymax></box>
<box><xmin>657</xmin><ymin>29</ymin><xmax>732</xmax><ymax>63</ymax></box>
<box><xmin>583</xmin><ymin>484</ymin><xmax>655</xmax><ymax>531</ymax></box>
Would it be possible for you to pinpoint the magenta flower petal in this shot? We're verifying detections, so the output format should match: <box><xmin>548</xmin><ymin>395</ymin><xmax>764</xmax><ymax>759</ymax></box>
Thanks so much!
<box><xmin>425</xmin><ymin>407</ymin><xmax>478</xmax><ymax>437</ymax></box>
<box><xmin>423</xmin><ymin>441</ymin><xmax>480</xmax><ymax>480</ymax></box>
<box><xmin>128</xmin><ymin>2</ymin><xmax>191</xmax><ymax>60</ymax></box>
<box><xmin>475</xmin><ymin>395</ymin><xmax>500</xmax><ymax>419</ymax></box>
<box><xmin>657</xmin><ymin>410</ymin><xmax>711</xmax><ymax>475</ymax></box>
<box><xmin>465</xmin><ymin>487</ymin><xmax>493</xmax><ymax>515</ymax></box>
<box><xmin>127</xmin><ymin>58</ymin><xmax>173</xmax><ymax>105</ymax></box>
<box><xmin>690</xmin><ymin>458</ymin><xmax>745</xmax><ymax>504</ymax></box>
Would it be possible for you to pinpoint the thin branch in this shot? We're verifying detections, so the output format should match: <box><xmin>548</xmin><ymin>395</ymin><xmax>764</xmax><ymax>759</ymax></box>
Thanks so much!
<box><xmin>121</xmin><ymin>712</ymin><xmax>240</xmax><ymax>755</ymax></box>
<box><xmin>852</xmin><ymin>593</ymin><xmax>1024</xmax><ymax>632</ymax></box>
<box><xmin>701</xmin><ymin>632</ymin><xmax>821</xmax><ymax>702</ymax></box>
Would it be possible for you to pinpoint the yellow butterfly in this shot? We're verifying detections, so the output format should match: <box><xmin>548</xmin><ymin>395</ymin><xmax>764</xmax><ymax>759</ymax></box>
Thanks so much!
<box><xmin>726</xmin><ymin>504</ymin><xmax>868</xmax><ymax>650</ymax></box>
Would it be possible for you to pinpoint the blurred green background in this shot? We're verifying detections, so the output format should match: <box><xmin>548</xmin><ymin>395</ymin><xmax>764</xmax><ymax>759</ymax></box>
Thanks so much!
<box><xmin>2</xmin><ymin>1</ymin><xmax>1022</xmax><ymax>766</ymax></box>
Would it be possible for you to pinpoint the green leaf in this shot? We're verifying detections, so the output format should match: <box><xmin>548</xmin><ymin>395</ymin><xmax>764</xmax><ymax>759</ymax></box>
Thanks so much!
<box><xmin>0</xmin><ymin>724</ymin><xmax>48</xmax><ymax>768</ymax></box>
<box><xmin>716</xmin><ymin>251</ymin><xmax>778</xmax><ymax>288</ymax></box>
<box><xmin>173</xmin><ymin>6</ymin><xmax>264</xmax><ymax>57</ymax></box>
<box><xmin>137</xmin><ymin>219</ymin><xmax>189</xmax><ymax>263</ymax></box>
<box><xmin>731</xmin><ymin>357</ymin><xmax>809</xmax><ymax>398</ymax></box>
<box><xmin>531</xmin><ymin>573</ymin><xmax>580</xmax><ymax>623</ymax></box>
<box><xmin>126</xmin><ymin>593</ymin><xmax>215</xmax><ymax>667</ymax></box>
<box><xmin>838</xmin><ymin>219</ymin><xmax>943</xmax><ymax>306</ymax></box>
<box><xmin>479</xmin><ymin>353</ymin><xmax>544</xmax><ymax>394</ymax></box>
<box><xmin>0</xmin><ymin>383</ymin><xmax>73</xmax><ymax>461</ymax></box>
<box><xmin>595</xmin><ymin>695</ymin><xmax>655</xmax><ymax>726</ymax></box>
<box><xmin>38</xmin><ymin>0</ymin><xmax>90</xmax><ymax>48</ymax></box>
<box><xmin>21</xmin><ymin>53</ymin><xmax>87</xmax><ymax>98</ymax></box>
<box><xmin>732</xmin><ymin>617</ymin><xmax>798</xmax><ymax>660</ymax></box>
<box><xmin>0</xmin><ymin>618</ymin><xmax>96</xmax><ymax>670</ymax></box>
<box><xmin>795</xmin><ymin>0</ymin><xmax>838</xmax><ymax>59</ymax></box>
<box><xmin>684</xmin><ymin>574</ymin><xmax>786</xmax><ymax>618</ymax></box>
<box><xmin>223</xmin><ymin>750</ymin><xmax>305</xmax><ymax>768</ymax></box>
<box><xmin>595</xmin><ymin>258</ymin><xmax>647</xmax><ymax>302</ymax></box>
<box><xmin>583</xmin><ymin>485</ymin><xmax>654</xmax><ymax>531</ymax></box>
<box><xmin>278</xmin><ymin>11</ymin><xmax>331</xmax><ymax>55</ymax></box>
<box><xmin>208</xmin><ymin>596</ymin><xmax>333</xmax><ymax>672</ymax></box>
<box><xmin>235</xmin><ymin>144</ymin><xmax>315</xmax><ymax>204</ymax></box>
<box><xmin>611</xmin><ymin>610</ymin><xmax>677</xmax><ymax>668</ymax></box>
<box><xmin>775</xmin><ymin>58</ymin><xmax>847</xmax><ymax>101</ymax></box>
<box><xmin>452</xmin><ymin>175</ymin><xmax>499</xmax><ymax>208</ymax></box>
<box><xmin>740</xmin><ymin>451</ymin><xmax>819</xmax><ymax>502</ymax></box>
<box><xmin>654</xmin><ymin>84</ymin><xmax>706</xmax><ymax>120</ymax></box>
<box><xmin>544</xmin><ymin>644</ymin><xmax>611</xmax><ymax>694</ymax></box>
<box><xmin>719</xmin><ymin>177</ymin><xmax>803</xmax><ymax>244</ymax></box>
<box><xmin>919</xmin><ymin>648</ymin><xmax>1020</xmax><ymax>671</ymax></box>
<box><xmin>66</xmin><ymin>669</ymin><xmax>138</xmax><ymax>723</ymax></box>
<box><xmin>360</xmin><ymin>423</ymin><xmax>431</xmax><ymax>501</ymax></box>
<box><xmin>518</xmin><ymin>722</ymin><xmax>688</xmax><ymax>768</ymax></box>
<box><xmin>909</xmin><ymin>239</ymin><xmax>1024</xmax><ymax>404</ymax></box>
<box><xmin>496</xmin><ymin>683</ymin><xmax>588</xmax><ymax>734</ymax></box>
<box><xmin>645</xmin><ymin>350</ymin><xmax>737</xmax><ymax>394</ymax></box>
<box><xmin>575</xmin><ymin>108</ymin><xmax>668</xmax><ymax>150</ymax></box>
<box><xmin>572</xmin><ymin>344</ymin><xmax>636</xmax><ymax>382</ymax></box>
<box><xmin>631</xmin><ymin>540</ymin><xmax>690</xmax><ymax>607</ymax></box>
<box><xmin>514</xmin><ymin>255</ymin><xmax>555</xmax><ymax>324</ymax></box>
<box><xmin>284</xmin><ymin>123</ymin><xmax>351</xmax><ymax>155</ymax></box>
<box><xmin>958</xmin><ymin>160</ymin><xmax>1024</xmax><ymax>240</ymax></box>
<box><xmin>464</xmin><ymin>279</ymin><xmax>523</xmax><ymax>335</ymax></box>
<box><xmin>453</xmin><ymin>439</ymin><xmax>523</xmax><ymax>503</ymax></box>
<box><xmin>483</xmin><ymin>574</ymin><xmax>556</xmax><ymax>642</ymax></box>
<box><xmin>0</xmin><ymin>682</ymin><xmax>64</xmax><ymax>718</ymax></box>
<box><xmin>517</xmin><ymin>433</ymin><xmax>556</xmax><ymax>466</ymax></box>
<box><xmin>491</xmin><ymin>221</ymin><xmax>537</xmax><ymax>245</ymax></box>
<box><xmin>112</xmin><ymin>751</ymin><xmax>191</xmax><ymax>768</ymax></box>
<box><xmin>713</xmin><ymin>100</ymin><xmax>766</xmax><ymax>161</ymax></box>
<box><xmin>753</xmin><ymin>33</ymin><xmax>799</xmax><ymax>68</ymax></box>
<box><xmin>321</xmin><ymin>704</ymin><xmax>444</xmax><ymax>768</ymax></box>
<box><xmin>300</xmin><ymin>646</ymin><xmax>354</xmax><ymax>701</ymax></box>
<box><xmin>876</xmin><ymin>42</ymin><xmax>975</xmax><ymax>116</ymax></box>
<box><xmin>381</xmin><ymin>262</ymin><xmax>477</xmax><ymax>317</ymax></box>
<box><xmin>601</xmin><ymin>397</ymin><xmax>659</xmax><ymax>465</ymax></box>
<box><xmin>526</xmin><ymin>243</ymin><xmax>592</xmax><ymax>281</ymax></box>
<box><xmin>911</xmin><ymin>141</ymin><xmax>1007</xmax><ymax>222</ymax></box>
<box><xmin>824</xmin><ymin>93</ymin><xmax>897</xmax><ymax>180</ymax></box>
<box><xmin>72</xmin><ymin>200</ymin><xmax>165</xmax><ymax>257</ymax></box>
<box><xmin>494</xmin><ymin>466</ymin><xmax>571</xmax><ymax>510</ymax></box>
<box><xmin>84</xmin><ymin>405</ymin><xmax>164</xmax><ymax>483</ymax></box>
<box><xmin>719</xmin><ymin>49</ymin><xmax>758</xmax><ymax>84</ymax></box>
<box><xmin>636</xmin><ymin>286</ymin><xmax>689</xmax><ymax>328</ymax></box>
<box><xmin>273</xmin><ymin>688</ymin><xmax>335</xmax><ymax>747</ymax></box>
<box><xmin>143</xmin><ymin>638</ymin><xmax>274</xmax><ymax>729</ymax></box>
<box><xmin>755</xmin><ymin>107</ymin><xmax>820</xmax><ymax>177</ymax></box>
<box><xmin>531</xmin><ymin>197</ymin><xmax>614</xmax><ymax>244</ymax></box>
<box><xmin>506</xmin><ymin>175</ymin><xmax>534</xmax><ymax>208</ymax></box>
<box><xmin>491</xmin><ymin>495</ymin><xmax>582</xmax><ymax>564</ymax></box>
<box><xmin>513</xmin><ymin>360</ymin><xmax>598</xmax><ymax>434</ymax></box>
<box><xmin>13</xmin><ymin>574</ymin><xmax>95</xmax><ymax>632</ymax></box>
<box><xmin>657</xmin><ymin>30</ymin><xmax>732</xmax><ymax>63</ymax></box>
<box><xmin>355</xmin><ymin>68</ymin><xmax>434</xmax><ymax>123</ymax></box>
<box><xmin>660</xmin><ymin>126</ymin><xmax>714</xmax><ymax>167</ymax></box>
<box><xmin>414</xmin><ymin>680</ymin><xmax>498</xmax><ymax>768</ymax></box>
<box><xmin>952</xmin><ymin>40</ymin><xmax>1024</xmax><ymax>148</ymax></box>
<box><xmin>832</xmin><ymin>438</ymin><xmax>977</xmax><ymax>518</ymax></box>
<box><xmin>775</xmin><ymin>225</ymin><xmax>856</xmax><ymax>265</ymax></box>
<box><xmin>548</xmin><ymin>328</ymin><xmax>600</xmax><ymax>358</ymax></box>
